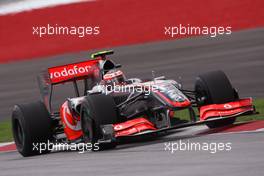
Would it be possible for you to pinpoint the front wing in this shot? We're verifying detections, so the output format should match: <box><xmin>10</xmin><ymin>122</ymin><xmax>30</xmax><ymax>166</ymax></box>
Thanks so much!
<box><xmin>101</xmin><ymin>98</ymin><xmax>255</xmax><ymax>139</ymax></box>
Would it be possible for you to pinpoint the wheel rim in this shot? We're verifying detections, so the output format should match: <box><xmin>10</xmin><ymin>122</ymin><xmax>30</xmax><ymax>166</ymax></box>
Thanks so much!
<box><xmin>14</xmin><ymin>119</ymin><xmax>24</xmax><ymax>147</ymax></box>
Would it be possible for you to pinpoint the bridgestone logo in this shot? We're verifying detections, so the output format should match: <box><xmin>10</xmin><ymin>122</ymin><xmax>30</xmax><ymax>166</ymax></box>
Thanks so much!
<box><xmin>50</xmin><ymin>65</ymin><xmax>92</xmax><ymax>79</ymax></box>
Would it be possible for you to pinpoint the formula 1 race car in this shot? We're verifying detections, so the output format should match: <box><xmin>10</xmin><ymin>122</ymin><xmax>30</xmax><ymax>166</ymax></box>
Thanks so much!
<box><xmin>12</xmin><ymin>50</ymin><xmax>256</xmax><ymax>156</ymax></box>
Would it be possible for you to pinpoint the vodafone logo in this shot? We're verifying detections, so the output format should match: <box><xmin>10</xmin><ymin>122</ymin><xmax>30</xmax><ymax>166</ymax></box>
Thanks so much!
<box><xmin>48</xmin><ymin>60</ymin><xmax>99</xmax><ymax>84</ymax></box>
<box><xmin>50</xmin><ymin>65</ymin><xmax>92</xmax><ymax>79</ymax></box>
<box><xmin>224</xmin><ymin>104</ymin><xmax>232</xmax><ymax>109</ymax></box>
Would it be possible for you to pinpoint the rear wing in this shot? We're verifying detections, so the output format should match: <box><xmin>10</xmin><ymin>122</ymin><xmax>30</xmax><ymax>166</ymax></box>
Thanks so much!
<box><xmin>47</xmin><ymin>50</ymin><xmax>116</xmax><ymax>84</ymax></box>
<box><xmin>48</xmin><ymin>59</ymin><xmax>100</xmax><ymax>84</ymax></box>
<box><xmin>38</xmin><ymin>59</ymin><xmax>101</xmax><ymax>113</ymax></box>
<box><xmin>37</xmin><ymin>50</ymin><xmax>120</xmax><ymax>113</ymax></box>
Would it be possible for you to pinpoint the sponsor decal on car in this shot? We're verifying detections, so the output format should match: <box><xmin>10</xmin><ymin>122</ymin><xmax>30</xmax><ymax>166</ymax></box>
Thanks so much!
<box><xmin>48</xmin><ymin>59</ymin><xmax>99</xmax><ymax>84</ymax></box>
<box><xmin>224</xmin><ymin>104</ymin><xmax>232</xmax><ymax>109</ymax></box>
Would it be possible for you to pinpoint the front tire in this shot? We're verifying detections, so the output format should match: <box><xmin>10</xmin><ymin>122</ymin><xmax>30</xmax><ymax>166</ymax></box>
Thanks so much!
<box><xmin>81</xmin><ymin>94</ymin><xmax>118</xmax><ymax>150</ymax></box>
<box><xmin>12</xmin><ymin>101</ymin><xmax>53</xmax><ymax>157</ymax></box>
<box><xmin>195</xmin><ymin>70</ymin><xmax>237</xmax><ymax>128</ymax></box>
<box><xmin>206</xmin><ymin>117</ymin><xmax>236</xmax><ymax>129</ymax></box>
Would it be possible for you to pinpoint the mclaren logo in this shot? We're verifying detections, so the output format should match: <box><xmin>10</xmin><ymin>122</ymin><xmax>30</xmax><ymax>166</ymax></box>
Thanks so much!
<box><xmin>223</xmin><ymin>104</ymin><xmax>232</xmax><ymax>109</ymax></box>
<box><xmin>114</xmin><ymin>125</ymin><xmax>123</xmax><ymax>131</ymax></box>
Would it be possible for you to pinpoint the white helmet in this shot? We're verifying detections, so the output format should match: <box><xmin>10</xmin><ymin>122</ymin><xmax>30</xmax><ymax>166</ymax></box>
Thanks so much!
<box><xmin>103</xmin><ymin>69</ymin><xmax>126</xmax><ymax>85</ymax></box>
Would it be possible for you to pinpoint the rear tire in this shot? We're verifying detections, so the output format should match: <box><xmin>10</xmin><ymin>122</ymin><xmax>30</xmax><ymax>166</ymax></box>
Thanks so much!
<box><xmin>195</xmin><ymin>70</ymin><xmax>237</xmax><ymax>128</ymax></box>
<box><xmin>12</xmin><ymin>101</ymin><xmax>53</xmax><ymax>157</ymax></box>
<box><xmin>81</xmin><ymin>94</ymin><xmax>118</xmax><ymax>150</ymax></box>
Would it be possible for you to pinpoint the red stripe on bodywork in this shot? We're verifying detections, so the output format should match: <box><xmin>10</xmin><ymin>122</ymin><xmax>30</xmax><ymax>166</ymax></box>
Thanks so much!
<box><xmin>60</xmin><ymin>101</ymin><xmax>83</xmax><ymax>141</ymax></box>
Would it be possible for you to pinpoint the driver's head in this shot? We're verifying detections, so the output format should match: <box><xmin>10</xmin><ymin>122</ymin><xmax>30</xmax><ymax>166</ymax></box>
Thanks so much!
<box><xmin>103</xmin><ymin>69</ymin><xmax>126</xmax><ymax>85</ymax></box>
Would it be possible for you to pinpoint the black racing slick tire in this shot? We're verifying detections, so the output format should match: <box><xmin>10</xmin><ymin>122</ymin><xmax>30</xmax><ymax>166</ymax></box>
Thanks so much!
<box><xmin>80</xmin><ymin>94</ymin><xmax>118</xmax><ymax>151</ymax></box>
<box><xmin>205</xmin><ymin>117</ymin><xmax>236</xmax><ymax>129</ymax></box>
<box><xmin>195</xmin><ymin>70</ymin><xmax>237</xmax><ymax>128</ymax></box>
<box><xmin>12</xmin><ymin>101</ymin><xmax>53</xmax><ymax>157</ymax></box>
<box><xmin>195</xmin><ymin>70</ymin><xmax>236</xmax><ymax>105</ymax></box>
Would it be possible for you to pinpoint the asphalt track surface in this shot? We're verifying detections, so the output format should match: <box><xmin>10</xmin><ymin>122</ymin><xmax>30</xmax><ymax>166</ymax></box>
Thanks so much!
<box><xmin>0</xmin><ymin>28</ymin><xmax>264</xmax><ymax>176</ymax></box>
<box><xmin>1</xmin><ymin>128</ymin><xmax>264</xmax><ymax>176</ymax></box>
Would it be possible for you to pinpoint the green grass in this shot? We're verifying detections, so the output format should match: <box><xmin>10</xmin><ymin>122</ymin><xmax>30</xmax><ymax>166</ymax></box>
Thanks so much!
<box><xmin>236</xmin><ymin>99</ymin><xmax>264</xmax><ymax>122</ymax></box>
<box><xmin>0</xmin><ymin>99</ymin><xmax>264</xmax><ymax>143</ymax></box>
<box><xmin>0</xmin><ymin>120</ymin><xmax>13</xmax><ymax>142</ymax></box>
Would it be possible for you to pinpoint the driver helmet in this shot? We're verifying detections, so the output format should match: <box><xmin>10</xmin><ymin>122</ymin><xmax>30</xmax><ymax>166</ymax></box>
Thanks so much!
<box><xmin>103</xmin><ymin>69</ymin><xmax>126</xmax><ymax>85</ymax></box>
